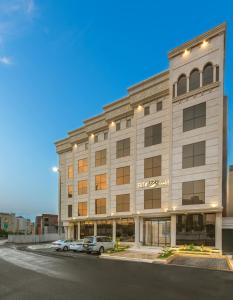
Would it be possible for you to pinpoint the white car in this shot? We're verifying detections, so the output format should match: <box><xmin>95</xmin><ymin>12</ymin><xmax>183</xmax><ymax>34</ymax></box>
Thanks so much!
<box><xmin>51</xmin><ymin>239</ymin><xmax>73</xmax><ymax>251</ymax></box>
<box><xmin>83</xmin><ymin>236</ymin><xmax>115</xmax><ymax>254</ymax></box>
<box><xmin>69</xmin><ymin>239</ymin><xmax>85</xmax><ymax>252</ymax></box>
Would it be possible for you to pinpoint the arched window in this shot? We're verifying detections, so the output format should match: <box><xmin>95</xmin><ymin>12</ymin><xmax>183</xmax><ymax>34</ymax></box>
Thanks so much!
<box><xmin>177</xmin><ymin>74</ymin><xmax>187</xmax><ymax>96</ymax></box>
<box><xmin>202</xmin><ymin>63</ymin><xmax>213</xmax><ymax>86</ymax></box>
<box><xmin>189</xmin><ymin>69</ymin><xmax>200</xmax><ymax>91</ymax></box>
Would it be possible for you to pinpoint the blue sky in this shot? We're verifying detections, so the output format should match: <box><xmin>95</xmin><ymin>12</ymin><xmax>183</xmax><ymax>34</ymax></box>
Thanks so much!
<box><xmin>0</xmin><ymin>0</ymin><xmax>232</xmax><ymax>220</ymax></box>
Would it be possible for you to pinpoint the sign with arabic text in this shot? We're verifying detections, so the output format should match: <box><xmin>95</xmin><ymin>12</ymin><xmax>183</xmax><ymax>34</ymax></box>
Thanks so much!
<box><xmin>137</xmin><ymin>178</ymin><xmax>169</xmax><ymax>189</ymax></box>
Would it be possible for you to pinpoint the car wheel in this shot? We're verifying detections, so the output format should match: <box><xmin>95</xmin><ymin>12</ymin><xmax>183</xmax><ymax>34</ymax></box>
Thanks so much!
<box><xmin>63</xmin><ymin>246</ymin><xmax>68</xmax><ymax>251</ymax></box>
<box><xmin>99</xmin><ymin>246</ymin><xmax>104</xmax><ymax>254</ymax></box>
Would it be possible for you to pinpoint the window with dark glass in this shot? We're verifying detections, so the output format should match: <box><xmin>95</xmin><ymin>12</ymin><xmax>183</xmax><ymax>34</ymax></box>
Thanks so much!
<box><xmin>97</xmin><ymin>220</ymin><xmax>112</xmax><ymax>237</ymax></box>
<box><xmin>104</xmin><ymin>132</ymin><xmax>108</xmax><ymax>140</ymax></box>
<box><xmin>183</xmin><ymin>102</ymin><xmax>206</xmax><ymax>132</ymax></box>
<box><xmin>116</xmin><ymin>166</ymin><xmax>130</xmax><ymax>185</ymax></box>
<box><xmin>68</xmin><ymin>205</ymin><xmax>72</xmax><ymax>218</ymax></box>
<box><xmin>203</xmin><ymin>63</ymin><xmax>213</xmax><ymax>86</ymax></box>
<box><xmin>116</xmin><ymin>138</ymin><xmax>130</xmax><ymax>158</ymax></box>
<box><xmin>157</xmin><ymin>101</ymin><xmax>162</xmax><ymax>111</ymax></box>
<box><xmin>68</xmin><ymin>185</ymin><xmax>73</xmax><ymax>198</ymax></box>
<box><xmin>189</xmin><ymin>69</ymin><xmax>200</xmax><ymax>91</ymax></box>
<box><xmin>177</xmin><ymin>74</ymin><xmax>187</xmax><ymax>96</ymax></box>
<box><xmin>85</xmin><ymin>143</ymin><xmax>88</xmax><ymax>150</ymax></box>
<box><xmin>144</xmin><ymin>106</ymin><xmax>150</xmax><ymax>116</ymax></box>
<box><xmin>78</xmin><ymin>180</ymin><xmax>88</xmax><ymax>195</ymax></box>
<box><xmin>95</xmin><ymin>198</ymin><xmax>106</xmax><ymax>214</ymax></box>
<box><xmin>116</xmin><ymin>122</ymin><xmax>121</xmax><ymax>131</ymax></box>
<box><xmin>173</xmin><ymin>84</ymin><xmax>175</xmax><ymax>98</ymax></box>
<box><xmin>126</xmin><ymin>119</ymin><xmax>131</xmax><ymax>128</ymax></box>
<box><xmin>116</xmin><ymin>218</ymin><xmax>135</xmax><ymax>242</ymax></box>
<box><xmin>144</xmin><ymin>188</ymin><xmax>161</xmax><ymax>209</ymax></box>
<box><xmin>78</xmin><ymin>202</ymin><xmax>87</xmax><ymax>216</ymax></box>
<box><xmin>94</xmin><ymin>134</ymin><xmax>98</xmax><ymax>143</ymax></box>
<box><xmin>144</xmin><ymin>123</ymin><xmax>162</xmax><ymax>147</ymax></box>
<box><xmin>182</xmin><ymin>180</ymin><xmax>205</xmax><ymax>205</ymax></box>
<box><xmin>144</xmin><ymin>155</ymin><xmax>161</xmax><ymax>178</ymax></box>
<box><xmin>95</xmin><ymin>174</ymin><xmax>107</xmax><ymax>190</ymax></box>
<box><xmin>216</xmin><ymin>65</ymin><xmax>219</xmax><ymax>81</ymax></box>
<box><xmin>95</xmin><ymin>149</ymin><xmax>107</xmax><ymax>167</ymax></box>
<box><xmin>182</xmin><ymin>141</ymin><xmax>205</xmax><ymax>168</ymax></box>
<box><xmin>116</xmin><ymin>194</ymin><xmax>130</xmax><ymax>212</ymax></box>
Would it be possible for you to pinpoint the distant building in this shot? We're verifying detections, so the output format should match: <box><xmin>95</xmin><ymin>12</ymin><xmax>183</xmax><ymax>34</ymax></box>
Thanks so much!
<box><xmin>16</xmin><ymin>216</ymin><xmax>33</xmax><ymax>234</ymax></box>
<box><xmin>0</xmin><ymin>212</ymin><xmax>16</xmax><ymax>233</ymax></box>
<box><xmin>35</xmin><ymin>214</ymin><xmax>58</xmax><ymax>235</ymax></box>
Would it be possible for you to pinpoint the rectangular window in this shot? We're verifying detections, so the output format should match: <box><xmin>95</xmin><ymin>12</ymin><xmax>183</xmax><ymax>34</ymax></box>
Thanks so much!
<box><xmin>68</xmin><ymin>185</ymin><xmax>73</xmax><ymax>198</ymax></box>
<box><xmin>116</xmin><ymin>166</ymin><xmax>130</xmax><ymax>185</ymax></box>
<box><xmin>144</xmin><ymin>155</ymin><xmax>161</xmax><ymax>178</ymax></box>
<box><xmin>116</xmin><ymin>194</ymin><xmax>130</xmax><ymax>212</ymax></box>
<box><xmin>78</xmin><ymin>180</ymin><xmax>88</xmax><ymax>195</ymax></box>
<box><xmin>85</xmin><ymin>143</ymin><xmax>88</xmax><ymax>150</ymax></box>
<box><xmin>95</xmin><ymin>198</ymin><xmax>106</xmax><ymax>214</ymax></box>
<box><xmin>68</xmin><ymin>205</ymin><xmax>72</xmax><ymax>218</ymax></box>
<box><xmin>116</xmin><ymin>138</ymin><xmax>130</xmax><ymax>158</ymax></box>
<box><xmin>95</xmin><ymin>174</ymin><xmax>107</xmax><ymax>190</ymax></box>
<box><xmin>78</xmin><ymin>158</ymin><xmax>88</xmax><ymax>173</ymax></box>
<box><xmin>144</xmin><ymin>123</ymin><xmax>162</xmax><ymax>147</ymax></box>
<box><xmin>95</xmin><ymin>149</ymin><xmax>107</xmax><ymax>167</ymax></box>
<box><xmin>144</xmin><ymin>188</ymin><xmax>161</xmax><ymax>209</ymax></box>
<box><xmin>182</xmin><ymin>180</ymin><xmax>205</xmax><ymax>205</ymax></box>
<box><xmin>157</xmin><ymin>101</ymin><xmax>162</xmax><ymax>111</ymax></box>
<box><xmin>182</xmin><ymin>141</ymin><xmax>205</xmax><ymax>168</ymax></box>
<box><xmin>68</xmin><ymin>165</ymin><xmax>73</xmax><ymax>179</ymax></box>
<box><xmin>144</xmin><ymin>106</ymin><xmax>150</xmax><ymax>116</ymax></box>
<box><xmin>126</xmin><ymin>119</ymin><xmax>131</xmax><ymax>128</ymax></box>
<box><xmin>104</xmin><ymin>132</ymin><xmax>108</xmax><ymax>140</ymax></box>
<box><xmin>78</xmin><ymin>202</ymin><xmax>87</xmax><ymax>216</ymax></box>
<box><xmin>183</xmin><ymin>102</ymin><xmax>206</xmax><ymax>132</ymax></box>
<box><xmin>116</xmin><ymin>122</ymin><xmax>121</xmax><ymax>131</ymax></box>
<box><xmin>94</xmin><ymin>135</ymin><xmax>98</xmax><ymax>143</ymax></box>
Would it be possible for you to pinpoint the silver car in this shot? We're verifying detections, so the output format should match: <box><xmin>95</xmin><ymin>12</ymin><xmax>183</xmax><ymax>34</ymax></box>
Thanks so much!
<box><xmin>69</xmin><ymin>239</ymin><xmax>85</xmax><ymax>252</ymax></box>
<box><xmin>51</xmin><ymin>239</ymin><xmax>73</xmax><ymax>251</ymax></box>
<box><xmin>84</xmin><ymin>236</ymin><xmax>115</xmax><ymax>254</ymax></box>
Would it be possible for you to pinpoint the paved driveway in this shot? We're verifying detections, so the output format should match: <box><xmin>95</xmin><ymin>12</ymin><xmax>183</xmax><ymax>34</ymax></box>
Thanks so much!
<box><xmin>0</xmin><ymin>245</ymin><xmax>233</xmax><ymax>300</ymax></box>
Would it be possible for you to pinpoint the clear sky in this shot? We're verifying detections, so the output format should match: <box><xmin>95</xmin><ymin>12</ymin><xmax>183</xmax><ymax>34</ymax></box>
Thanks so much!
<box><xmin>0</xmin><ymin>0</ymin><xmax>232</xmax><ymax>220</ymax></box>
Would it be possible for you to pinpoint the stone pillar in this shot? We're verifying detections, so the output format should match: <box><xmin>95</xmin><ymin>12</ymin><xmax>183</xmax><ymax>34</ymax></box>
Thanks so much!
<box><xmin>112</xmin><ymin>219</ymin><xmax>116</xmax><ymax>242</ymax></box>
<box><xmin>139</xmin><ymin>217</ymin><xmax>144</xmax><ymax>244</ymax></box>
<box><xmin>171</xmin><ymin>215</ymin><xmax>176</xmax><ymax>247</ymax></box>
<box><xmin>215</xmin><ymin>212</ymin><xmax>222</xmax><ymax>251</ymax></box>
<box><xmin>64</xmin><ymin>226</ymin><xmax>68</xmax><ymax>239</ymax></box>
<box><xmin>94</xmin><ymin>221</ymin><xmax>97</xmax><ymax>236</ymax></box>
<box><xmin>68</xmin><ymin>224</ymin><xmax>74</xmax><ymax>239</ymax></box>
<box><xmin>174</xmin><ymin>83</ymin><xmax>177</xmax><ymax>97</ymax></box>
<box><xmin>213</xmin><ymin>65</ymin><xmax>217</xmax><ymax>82</ymax></box>
<box><xmin>187</xmin><ymin>77</ymin><xmax>190</xmax><ymax>92</ymax></box>
<box><xmin>134</xmin><ymin>216</ymin><xmax>140</xmax><ymax>247</ymax></box>
<box><xmin>77</xmin><ymin>222</ymin><xmax>80</xmax><ymax>240</ymax></box>
<box><xmin>200</xmin><ymin>72</ymin><xmax>203</xmax><ymax>87</ymax></box>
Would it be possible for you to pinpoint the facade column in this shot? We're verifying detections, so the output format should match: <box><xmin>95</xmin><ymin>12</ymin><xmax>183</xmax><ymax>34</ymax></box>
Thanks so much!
<box><xmin>139</xmin><ymin>217</ymin><xmax>144</xmax><ymax>244</ymax></box>
<box><xmin>200</xmin><ymin>72</ymin><xmax>203</xmax><ymax>87</ymax></box>
<box><xmin>94</xmin><ymin>221</ymin><xmax>97</xmax><ymax>236</ymax></box>
<box><xmin>171</xmin><ymin>215</ymin><xmax>176</xmax><ymax>247</ymax></box>
<box><xmin>213</xmin><ymin>65</ymin><xmax>217</xmax><ymax>82</ymax></box>
<box><xmin>187</xmin><ymin>77</ymin><xmax>190</xmax><ymax>92</ymax></box>
<box><xmin>64</xmin><ymin>226</ymin><xmax>68</xmax><ymax>239</ymax></box>
<box><xmin>77</xmin><ymin>221</ymin><xmax>80</xmax><ymax>240</ymax></box>
<box><xmin>215</xmin><ymin>212</ymin><xmax>222</xmax><ymax>251</ymax></box>
<box><xmin>174</xmin><ymin>82</ymin><xmax>177</xmax><ymax>97</ymax></box>
<box><xmin>112</xmin><ymin>219</ymin><xmax>116</xmax><ymax>242</ymax></box>
<box><xmin>134</xmin><ymin>216</ymin><xmax>140</xmax><ymax>247</ymax></box>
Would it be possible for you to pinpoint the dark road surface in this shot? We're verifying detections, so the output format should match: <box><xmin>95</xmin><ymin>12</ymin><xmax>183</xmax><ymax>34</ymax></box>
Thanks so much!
<box><xmin>0</xmin><ymin>246</ymin><xmax>233</xmax><ymax>300</ymax></box>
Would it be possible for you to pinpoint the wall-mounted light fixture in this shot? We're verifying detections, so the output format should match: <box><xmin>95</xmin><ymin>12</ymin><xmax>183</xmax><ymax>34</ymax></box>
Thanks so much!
<box><xmin>201</xmin><ymin>40</ymin><xmax>208</xmax><ymax>49</ymax></box>
<box><xmin>137</xmin><ymin>105</ymin><xmax>143</xmax><ymax>112</ymax></box>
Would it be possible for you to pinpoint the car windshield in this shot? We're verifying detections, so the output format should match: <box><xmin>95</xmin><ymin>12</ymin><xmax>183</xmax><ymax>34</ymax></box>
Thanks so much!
<box><xmin>84</xmin><ymin>237</ymin><xmax>94</xmax><ymax>244</ymax></box>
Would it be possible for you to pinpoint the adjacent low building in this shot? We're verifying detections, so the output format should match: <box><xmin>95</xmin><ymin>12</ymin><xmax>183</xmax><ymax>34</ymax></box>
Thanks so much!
<box><xmin>35</xmin><ymin>214</ymin><xmax>58</xmax><ymax>235</ymax></box>
<box><xmin>55</xmin><ymin>23</ymin><xmax>227</xmax><ymax>250</ymax></box>
<box><xmin>0</xmin><ymin>212</ymin><xmax>17</xmax><ymax>233</ymax></box>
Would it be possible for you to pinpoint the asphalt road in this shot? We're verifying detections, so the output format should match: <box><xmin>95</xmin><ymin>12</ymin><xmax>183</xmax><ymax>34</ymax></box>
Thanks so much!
<box><xmin>0</xmin><ymin>246</ymin><xmax>233</xmax><ymax>300</ymax></box>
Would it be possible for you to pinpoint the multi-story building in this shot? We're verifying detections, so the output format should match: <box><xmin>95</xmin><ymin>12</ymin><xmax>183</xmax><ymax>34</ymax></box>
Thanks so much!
<box><xmin>35</xmin><ymin>214</ymin><xmax>58</xmax><ymax>235</ymax></box>
<box><xmin>0</xmin><ymin>213</ymin><xmax>17</xmax><ymax>233</ymax></box>
<box><xmin>15</xmin><ymin>216</ymin><xmax>33</xmax><ymax>234</ymax></box>
<box><xmin>55</xmin><ymin>23</ymin><xmax>227</xmax><ymax>250</ymax></box>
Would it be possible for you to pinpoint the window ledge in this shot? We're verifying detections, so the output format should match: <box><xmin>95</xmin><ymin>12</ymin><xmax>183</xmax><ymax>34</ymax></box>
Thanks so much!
<box><xmin>173</xmin><ymin>81</ymin><xmax>220</xmax><ymax>103</ymax></box>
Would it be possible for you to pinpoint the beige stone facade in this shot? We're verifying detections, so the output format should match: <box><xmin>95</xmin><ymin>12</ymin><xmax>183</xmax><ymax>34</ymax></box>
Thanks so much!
<box><xmin>55</xmin><ymin>23</ymin><xmax>227</xmax><ymax>249</ymax></box>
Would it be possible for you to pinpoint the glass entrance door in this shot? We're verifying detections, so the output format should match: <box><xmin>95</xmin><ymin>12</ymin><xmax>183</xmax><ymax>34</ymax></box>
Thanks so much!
<box><xmin>144</xmin><ymin>218</ymin><xmax>171</xmax><ymax>246</ymax></box>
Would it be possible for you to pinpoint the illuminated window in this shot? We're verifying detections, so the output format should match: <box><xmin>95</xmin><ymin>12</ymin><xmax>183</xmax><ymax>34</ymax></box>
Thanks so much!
<box><xmin>95</xmin><ymin>174</ymin><xmax>107</xmax><ymax>190</ymax></box>
<box><xmin>116</xmin><ymin>194</ymin><xmax>130</xmax><ymax>212</ymax></box>
<box><xmin>144</xmin><ymin>155</ymin><xmax>161</xmax><ymax>178</ymax></box>
<box><xmin>78</xmin><ymin>180</ymin><xmax>88</xmax><ymax>195</ymax></box>
<box><xmin>202</xmin><ymin>63</ymin><xmax>213</xmax><ymax>86</ymax></box>
<box><xmin>116</xmin><ymin>166</ymin><xmax>130</xmax><ymax>185</ymax></box>
<box><xmin>67</xmin><ymin>185</ymin><xmax>73</xmax><ymax>198</ymax></box>
<box><xmin>177</xmin><ymin>74</ymin><xmax>187</xmax><ymax>96</ymax></box>
<box><xmin>78</xmin><ymin>202</ymin><xmax>87</xmax><ymax>216</ymax></box>
<box><xmin>189</xmin><ymin>69</ymin><xmax>200</xmax><ymax>91</ymax></box>
<box><xmin>78</xmin><ymin>158</ymin><xmax>88</xmax><ymax>173</ymax></box>
<box><xmin>68</xmin><ymin>165</ymin><xmax>73</xmax><ymax>179</ymax></box>
<box><xmin>116</xmin><ymin>138</ymin><xmax>130</xmax><ymax>158</ymax></box>
<box><xmin>95</xmin><ymin>198</ymin><xmax>106</xmax><ymax>214</ymax></box>
<box><xmin>95</xmin><ymin>149</ymin><xmax>107</xmax><ymax>167</ymax></box>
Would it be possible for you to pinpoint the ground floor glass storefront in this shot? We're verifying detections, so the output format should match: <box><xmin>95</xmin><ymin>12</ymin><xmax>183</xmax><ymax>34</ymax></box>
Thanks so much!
<box><xmin>80</xmin><ymin>221</ymin><xmax>94</xmax><ymax>238</ymax></box>
<box><xmin>176</xmin><ymin>213</ymin><xmax>215</xmax><ymax>246</ymax></box>
<box><xmin>143</xmin><ymin>218</ymin><xmax>171</xmax><ymax>246</ymax></box>
<box><xmin>96</xmin><ymin>220</ymin><xmax>112</xmax><ymax>237</ymax></box>
<box><xmin>116</xmin><ymin>218</ymin><xmax>135</xmax><ymax>242</ymax></box>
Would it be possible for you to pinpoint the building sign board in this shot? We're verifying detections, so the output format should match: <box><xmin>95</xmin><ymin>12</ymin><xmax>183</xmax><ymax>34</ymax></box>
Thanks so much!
<box><xmin>137</xmin><ymin>178</ymin><xmax>169</xmax><ymax>189</ymax></box>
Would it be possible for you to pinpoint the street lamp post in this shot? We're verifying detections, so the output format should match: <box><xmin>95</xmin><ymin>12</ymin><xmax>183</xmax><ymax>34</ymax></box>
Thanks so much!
<box><xmin>52</xmin><ymin>166</ymin><xmax>62</xmax><ymax>236</ymax></box>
